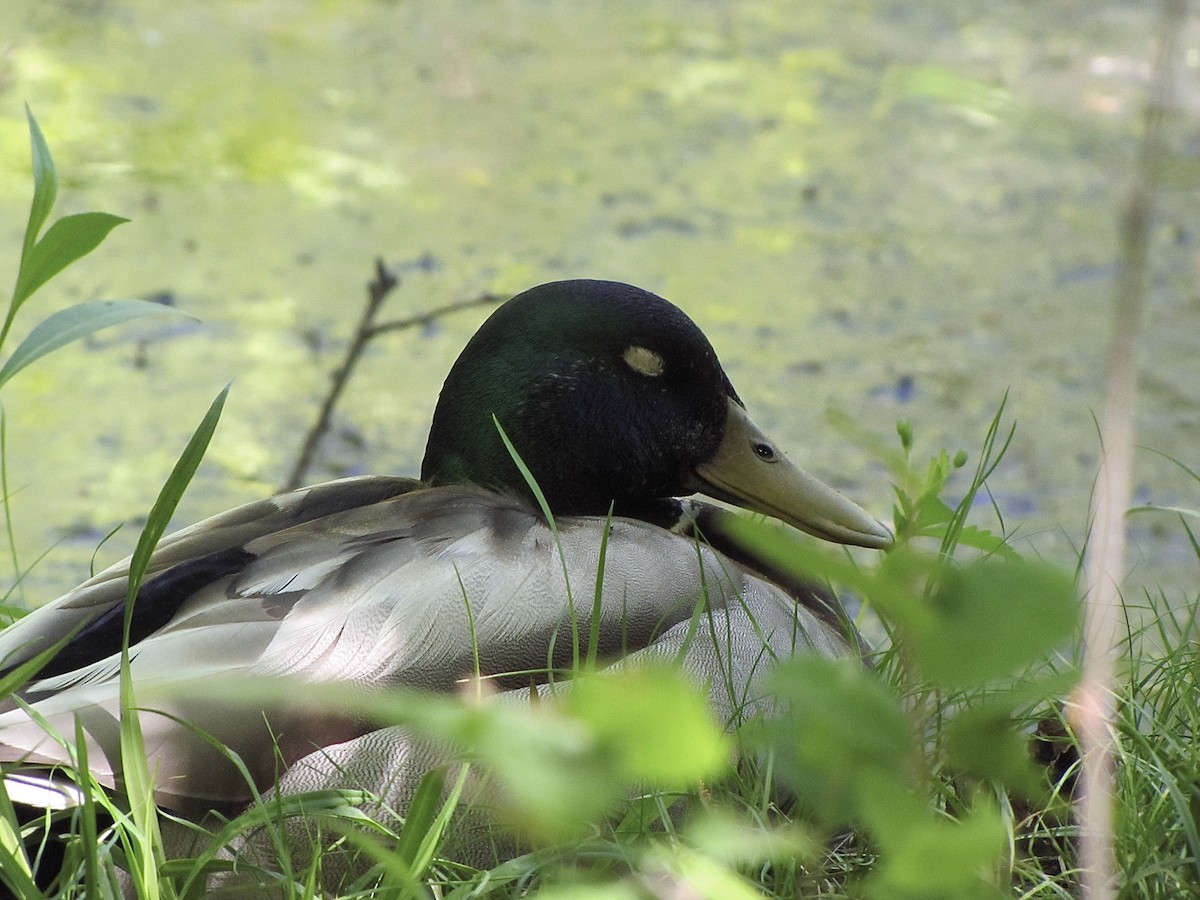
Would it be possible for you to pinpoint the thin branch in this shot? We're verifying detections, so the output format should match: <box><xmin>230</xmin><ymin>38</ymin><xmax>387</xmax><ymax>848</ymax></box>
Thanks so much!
<box><xmin>366</xmin><ymin>293</ymin><xmax>504</xmax><ymax>340</ymax></box>
<box><xmin>282</xmin><ymin>258</ymin><xmax>398</xmax><ymax>491</ymax></box>
<box><xmin>281</xmin><ymin>261</ymin><xmax>503</xmax><ymax>492</ymax></box>
<box><xmin>1073</xmin><ymin>2</ymin><xmax>1187</xmax><ymax>897</ymax></box>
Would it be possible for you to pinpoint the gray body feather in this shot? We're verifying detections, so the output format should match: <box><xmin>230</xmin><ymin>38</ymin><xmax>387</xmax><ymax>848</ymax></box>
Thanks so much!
<box><xmin>0</xmin><ymin>477</ymin><xmax>847</xmax><ymax>818</ymax></box>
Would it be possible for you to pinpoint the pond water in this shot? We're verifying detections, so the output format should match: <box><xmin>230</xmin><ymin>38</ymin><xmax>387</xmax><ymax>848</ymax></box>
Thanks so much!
<box><xmin>0</xmin><ymin>0</ymin><xmax>1197</xmax><ymax>613</ymax></box>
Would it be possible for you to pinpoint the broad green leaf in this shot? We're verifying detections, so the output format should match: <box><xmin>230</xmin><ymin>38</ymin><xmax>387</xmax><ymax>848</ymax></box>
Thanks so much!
<box><xmin>910</xmin><ymin>558</ymin><xmax>1078</xmax><ymax>687</ymax></box>
<box><xmin>858</xmin><ymin>771</ymin><xmax>1007</xmax><ymax>899</ymax></box>
<box><xmin>22</xmin><ymin>105</ymin><xmax>57</xmax><ymax>264</ymax></box>
<box><xmin>724</xmin><ymin>514</ymin><xmax>936</xmax><ymax>640</ymax></box>
<box><xmin>899</xmin><ymin>489</ymin><xmax>952</xmax><ymax>532</ymax></box>
<box><xmin>686</xmin><ymin>812</ymin><xmax>816</xmax><ymax>866</ymax></box>
<box><xmin>466</xmin><ymin>700</ymin><xmax>613</xmax><ymax>840</ymax></box>
<box><xmin>758</xmin><ymin>656</ymin><xmax>915</xmax><ymax>824</ymax></box>
<box><xmin>566</xmin><ymin>666</ymin><xmax>730</xmax><ymax>786</ymax></box>
<box><xmin>0</xmin><ymin>299</ymin><xmax>186</xmax><ymax>389</ymax></box>
<box><xmin>945</xmin><ymin>671</ymin><xmax>1078</xmax><ymax>796</ymax></box>
<box><xmin>722</xmin><ymin>513</ymin><xmax>884</xmax><ymax>601</ymax></box>
<box><xmin>12</xmin><ymin>212</ymin><xmax>129</xmax><ymax>311</ymax></box>
<box><xmin>945</xmin><ymin>702</ymin><xmax>1046</xmax><ymax>797</ymax></box>
<box><xmin>947</xmin><ymin>523</ymin><xmax>1016</xmax><ymax>556</ymax></box>
<box><xmin>640</xmin><ymin>844</ymin><xmax>768</xmax><ymax>900</ymax></box>
<box><xmin>534</xmin><ymin>885</ymin><xmax>642</xmax><ymax>900</ymax></box>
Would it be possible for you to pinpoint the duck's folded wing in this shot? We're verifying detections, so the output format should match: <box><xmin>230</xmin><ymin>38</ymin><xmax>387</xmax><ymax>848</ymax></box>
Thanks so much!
<box><xmin>0</xmin><ymin>485</ymin><xmax>805</xmax><ymax>811</ymax></box>
<box><xmin>0</xmin><ymin>476</ymin><xmax>424</xmax><ymax>676</ymax></box>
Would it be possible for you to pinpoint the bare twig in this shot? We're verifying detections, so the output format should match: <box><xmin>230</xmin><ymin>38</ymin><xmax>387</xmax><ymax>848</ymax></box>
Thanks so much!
<box><xmin>1073</xmin><ymin>2</ymin><xmax>1187</xmax><ymax>897</ymax></box>
<box><xmin>281</xmin><ymin>260</ymin><xmax>503</xmax><ymax>492</ymax></box>
<box><xmin>366</xmin><ymin>293</ymin><xmax>503</xmax><ymax>340</ymax></box>
<box><xmin>282</xmin><ymin>259</ymin><xmax>398</xmax><ymax>491</ymax></box>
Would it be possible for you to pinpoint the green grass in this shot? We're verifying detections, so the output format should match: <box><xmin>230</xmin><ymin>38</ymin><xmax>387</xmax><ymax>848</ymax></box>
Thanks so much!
<box><xmin>2</xmin><ymin>109</ymin><xmax>1198</xmax><ymax>899</ymax></box>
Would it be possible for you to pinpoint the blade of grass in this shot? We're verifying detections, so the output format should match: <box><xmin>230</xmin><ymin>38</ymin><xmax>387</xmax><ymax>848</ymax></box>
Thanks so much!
<box><xmin>70</xmin><ymin>736</ymin><xmax>97</xmax><ymax>896</ymax></box>
<box><xmin>0</xmin><ymin>777</ymin><xmax>36</xmax><ymax>897</ymax></box>
<box><xmin>0</xmin><ymin>410</ymin><xmax>21</xmax><ymax>612</ymax></box>
<box><xmin>586</xmin><ymin>503</ymin><xmax>614</xmax><ymax>670</ymax></box>
<box><xmin>407</xmin><ymin>763</ymin><xmax>470</xmax><ymax>877</ymax></box>
<box><xmin>119</xmin><ymin>384</ymin><xmax>229</xmax><ymax>900</ymax></box>
<box><xmin>493</xmin><ymin>415</ymin><xmax>581</xmax><ymax>671</ymax></box>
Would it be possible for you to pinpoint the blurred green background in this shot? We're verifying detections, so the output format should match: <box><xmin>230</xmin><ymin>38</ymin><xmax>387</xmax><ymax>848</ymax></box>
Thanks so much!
<box><xmin>0</xmin><ymin>0</ymin><xmax>1195</xmax><ymax>607</ymax></box>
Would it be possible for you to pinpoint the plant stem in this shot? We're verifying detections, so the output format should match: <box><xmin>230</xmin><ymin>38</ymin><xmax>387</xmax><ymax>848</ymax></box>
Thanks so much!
<box><xmin>1075</xmin><ymin>2</ymin><xmax>1186</xmax><ymax>896</ymax></box>
<box><xmin>282</xmin><ymin>259</ymin><xmax>399</xmax><ymax>491</ymax></box>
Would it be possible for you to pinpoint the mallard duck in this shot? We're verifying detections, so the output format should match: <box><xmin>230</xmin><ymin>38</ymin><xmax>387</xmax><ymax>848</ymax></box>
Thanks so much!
<box><xmin>0</xmin><ymin>279</ymin><xmax>890</xmax><ymax>865</ymax></box>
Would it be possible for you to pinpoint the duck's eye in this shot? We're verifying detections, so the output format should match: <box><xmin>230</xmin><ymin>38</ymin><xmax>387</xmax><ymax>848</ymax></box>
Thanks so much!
<box><xmin>623</xmin><ymin>345</ymin><xmax>666</xmax><ymax>377</ymax></box>
<box><xmin>753</xmin><ymin>442</ymin><xmax>777</xmax><ymax>462</ymax></box>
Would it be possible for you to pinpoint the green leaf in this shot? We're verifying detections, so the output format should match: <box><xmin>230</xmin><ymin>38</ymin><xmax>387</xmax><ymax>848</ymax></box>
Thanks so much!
<box><xmin>722</xmin><ymin>514</ymin><xmax>885</xmax><ymax>601</ymax></box>
<box><xmin>467</xmin><ymin>701</ymin><xmax>614</xmax><ymax>840</ymax></box>
<box><xmin>686</xmin><ymin>812</ymin><xmax>817</xmax><ymax>866</ymax></box>
<box><xmin>945</xmin><ymin>523</ymin><xmax>1016</xmax><ymax>556</ymax></box>
<box><xmin>945</xmin><ymin>672</ymin><xmax>1078</xmax><ymax>796</ymax></box>
<box><xmin>0</xmin><ymin>299</ymin><xmax>187</xmax><ymax>390</ymax></box>
<box><xmin>126</xmin><ymin>385</ymin><xmax>229</xmax><ymax>603</ymax></box>
<box><xmin>393</xmin><ymin>766</ymin><xmax>447</xmax><ymax>867</ymax></box>
<box><xmin>12</xmin><ymin>212</ymin><xmax>129</xmax><ymax>311</ymax></box>
<box><xmin>22</xmin><ymin>105</ymin><xmax>57</xmax><ymax>264</ymax></box>
<box><xmin>945</xmin><ymin>702</ymin><xmax>1046</xmax><ymax>797</ymax></box>
<box><xmin>858</xmin><ymin>772</ymin><xmax>1007</xmax><ymax>899</ymax></box>
<box><xmin>757</xmin><ymin>656</ymin><xmax>916</xmax><ymax>824</ymax></box>
<box><xmin>910</xmin><ymin>558</ymin><xmax>1079</xmax><ymax>687</ymax></box>
<box><xmin>119</xmin><ymin>386</ymin><xmax>228</xmax><ymax>900</ymax></box>
<box><xmin>566</xmin><ymin>666</ymin><xmax>730</xmax><ymax>786</ymax></box>
<box><xmin>534</xmin><ymin>885</ymin><xmax>643</xmax><ymax>900</ymax></box>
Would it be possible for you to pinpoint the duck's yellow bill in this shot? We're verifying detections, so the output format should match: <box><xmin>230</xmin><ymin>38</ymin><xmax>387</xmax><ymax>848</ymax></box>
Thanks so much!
<box><xmin>690</xmin><ymin>400</ymin><xmax>893</xmax><ymax>550</ymax></box>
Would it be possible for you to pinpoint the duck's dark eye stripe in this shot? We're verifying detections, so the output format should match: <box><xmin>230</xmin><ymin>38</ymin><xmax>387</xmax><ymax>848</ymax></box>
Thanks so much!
<box><xmin>754</xmin><ymin>442</ymin><xmax>776</xmax><ymax>461</ymax></box>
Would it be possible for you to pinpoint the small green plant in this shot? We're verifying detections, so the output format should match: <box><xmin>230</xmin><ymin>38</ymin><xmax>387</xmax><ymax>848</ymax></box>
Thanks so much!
<box><xmin>0</xmin><ymin>109</ymin><xmax>227</xmax><ymax>899</ymax></box>
<box><xmin>1</xmin><ymin>108</ymin><xmax>189</xmax><ymax>616</ymax></box>
<box><xmin>617</xmin><ymin>408</ymin><xmax>1068</xmax><ymax>900</ymax></box>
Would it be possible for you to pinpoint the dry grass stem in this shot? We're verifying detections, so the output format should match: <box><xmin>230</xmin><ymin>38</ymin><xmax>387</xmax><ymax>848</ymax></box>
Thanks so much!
<box><xmin>1074</xmin><ymin>1</ymin><xmax>1188</xmax><ymax>896</ymax></box>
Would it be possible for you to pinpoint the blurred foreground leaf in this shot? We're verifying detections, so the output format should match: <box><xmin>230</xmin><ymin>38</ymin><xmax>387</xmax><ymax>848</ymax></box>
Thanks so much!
<box><xmin>911</xmin><ymin>558</ymin><xmax>1078</xmax><ymax>687</ymax></box>
<box><xmin>858</xmin><ymin>770</ymin><xmax>1007</xmax><ymax>899</ymax></box>
<box><xmin>174</xmin><ymin>664</ymin><xmax>727</xmax><ymax>844</ymax></box>
<box><xmin>565</xmin><ymin>666</ymin><xmax>729</xmax><ymax>787</ymax></box>
<box><xmin>757</xmin><ymin>656</ymin><xmax>915</xmax><ymax>824</ymax></box>
<box><xmin>945</xmin><ymin>702</ymin><xmax>1046</xmax><ymax>798</ymax></box>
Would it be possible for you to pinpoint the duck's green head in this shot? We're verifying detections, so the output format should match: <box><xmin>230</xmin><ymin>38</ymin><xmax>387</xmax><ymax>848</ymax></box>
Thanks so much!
<box><xmin>421</xmin><ymin>280</ymin><xmax>891</xmax><ymax>549</ymax></box>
